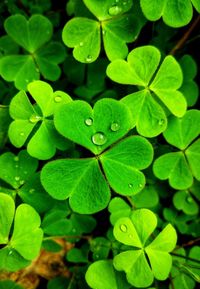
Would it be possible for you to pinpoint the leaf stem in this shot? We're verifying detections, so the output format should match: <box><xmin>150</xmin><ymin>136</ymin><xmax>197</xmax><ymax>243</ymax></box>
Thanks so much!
<box><xmin>43</xmin><ymin>235</ymin><xmax>92</xmax><ymax>241</ymax></box>
<box><xmin>171</xmin><ymin>252</ymin><xmax>200</xmax><ymax>264</ymax></box>
<box><xmin>170</xmin><ymin>14</ymin><xmax>200</xmax><ymax>55</ymax></box>
<box><xmin>177</xmin><ymin>237</ymin><xmax>200</xmax><ymax>248</ymax></box>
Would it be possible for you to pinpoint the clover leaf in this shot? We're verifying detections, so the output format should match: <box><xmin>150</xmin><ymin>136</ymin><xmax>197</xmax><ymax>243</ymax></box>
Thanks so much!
<box><xmin>0</xmin><ymin>150</ymin><xmax>38</xmax><ymax>189</ymax></box>
<box><xmin>179</xmin><ymin>55</ymin><xmax>199</xmax><ymax>107</ymax></box>
<box><xmin>41</xmin><ymin>99</ymin><xmax>153</xmax><ymax>213</ymax></box>
<box><xmin>62</xmin><ymin>0</ymin><xmax>144</xmax><ymax>63</ymax></box>
<box><xmin>0</xmin><ymin>104</ymin><xmax>11</xmax><ymax>150</ymax></box>
<box><xmin>107</xmin><ymin>45</ymin><xmax>187</xmax><ymax>137</ymax></box>
<box><xmin>140</xmin><ymin>0</ymin><xmax>200</xmax><ymax>28</ymax></box>
<box><xmin>86</xmin><ymin>260</ymin><xmax>132</xmax><ymax>289</ymax></box>
<box><xmin>0</xmin><ymin>14</ymin><xmax>66</xmax><ymax>90</ymax></box>
<box><xmin>0</xmin><ymin>280</ymin><xmax>24</xmax><ymax>289</ymax></box>
<box><xmin>153</xmin><ymin>110</ymin><xmax>200</xmax><ymax>190</ymax></box>
<box><xmin>0</xmin><ymin>193</ymin><xmax>43</xmax><ymax>271</ymax></box>
<box><xmin>8</xmin><ymin>80</ymin><xmax>72</xmax><ymax>160</ymax></box>
<box><xmin>113</xmin><ymin>209</ymin><xmax>177</xmax><ymax>287</ymax></box>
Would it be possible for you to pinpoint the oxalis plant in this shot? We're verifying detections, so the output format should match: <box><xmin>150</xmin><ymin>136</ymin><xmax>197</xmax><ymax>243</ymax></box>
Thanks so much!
<box><xmin>0</xmin><ymin>0</ymin><xmax>200</xmax><ymax>289</ymax></box>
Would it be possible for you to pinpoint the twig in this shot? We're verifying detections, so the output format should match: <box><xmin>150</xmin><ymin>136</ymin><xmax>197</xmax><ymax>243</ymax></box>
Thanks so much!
<box><xmin>170</xmin><ymin>14</ymin><xmax>200</xmax><ymax>55</ymax></box>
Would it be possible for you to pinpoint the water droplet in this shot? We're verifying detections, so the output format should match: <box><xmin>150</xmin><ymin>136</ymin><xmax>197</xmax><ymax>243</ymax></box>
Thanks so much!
<box><xmin>35</xmin><ymin>68</ymin><xmax>39</xmax><ymax>72</ymax></box>
<box><xmin>29</xmin><ymin>189</ymin><xmax>35</xmax><ymax>194</ymax></box>
<box><xmin>24</xmin><ymin>171</ymin><xmax>28</xmax><ymax>174</ymax></box>
<box><xmin>20</xmin><ymin>132</ymin><xmax>24</xmax><ymax>136</ymax></box>
<box><xmin>92</xmin><ymin>132</ymin><xmax>107</xmax><ymax>146</ymax></box>
<box><xmin>14</xmin><ymin>156</ymin><xmax>19</xmax><ymax>162</ymax></box>
<box><xmin>85</xmin><ymin>118</ymin><xmax>93</xmax><ymax>126</ymax></box>
<box><xmin>95</xmin><ymin>254</ymin><xmax>99</xmax><ymax>259</ymax></box>
<box><xmin>54</xmin><ymin>96</ymin><xmax>62</xmax><ymax>103</ymax></box>
<box><xmin>86</xmin><ymin>55</ymin><xmax>92</xmax><ymax>63</ymax></box>
<box><xmin>15</xmin><ymin>176</ymin><xmax>20</xmax><ymax>181</ymax></box>
<box><xmin>128</xmin><ymin>183</ymin><xmax>133</xmax><ymax>188</ymax></box>
<box><xmin>120</xmin><ymin>224</ymin><xmax>127</xmax><ymax>232</ymax></box>
<box><xmin>19</xmin><ymin>180</ymin><xmax>24</xmax><ymax>185</ymax></box>
<box><xmin>108</xmin><ymin>5</ymin><xmax>122</xmax><ymax>16</ymax></box>
<box><xmin>25</xmin><ymin>79</ymin><xmax>29</xmax><ymax>83</ymax></box>
<box><xmin>29</xmin><ymin>114</ymin><xmax>41</xmax><ymax>123</ymax></box>
<box><xmin>9</xmin><ymin>250</ymin><xmax>13</xmax><ymax>255</ymax></box>
<box><xmin>111</xmin><ymin>122</ymin><xmax>120</xmax><ymax>132</ymax></box>
<box><xmin>15</xmin><ymin>164</ymin><xmax>19</xmax><ymax>168</ymax></box>
<box><xmin>158</xmin><ymin>119</ymin><xmax>165</xmax><ymax>126</ymax></box>
<box><xmin>123</xmin><ymin>1</ymin><xmax>127</xmax><ymax>5</ymax></box>
<box><xmin>72</xmin><ymin>228</ymin><xmax>76</xmax><ymax>233</ymax></box>
<box><xmin>187</xmin><ymin>196</ymin><xmax>193</xmax><ymax>203</ymax></box>
<box><xmin>129</xmin><ymin>234</ymin><xmax>133</xmax><ymax>238</ymax></box>
<box><xmin>102</xmin><ymin>29</ymin><xmax>106</xmax><ymax>35</ymax></box>
<box><xmin>79</xmin><ymin>42</ymin><xmax>84</xmax><ymax>47</ymax></box>
<box><xmin>139</xmin><ymin>184</ymin><xmax>143</xmax><ymax>188</ymax></box>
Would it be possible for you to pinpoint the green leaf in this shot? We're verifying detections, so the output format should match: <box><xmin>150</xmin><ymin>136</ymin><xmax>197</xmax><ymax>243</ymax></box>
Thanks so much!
<box><xmin>0</xmin><ymin>55</ymin><xmax>39</xmax><ymax>90</ymax></box>
<box><xmin>185</xmin><ymin>138</ymin><xmax>200</xmax><ymax>181</ymax></box>
<box><xmin>192</xmin><ymin>0</ymin><xmax>200</xmax><ymax>11</ymax></box>
<box><xmin>163</xmin><ymin>110</ymin><xmax>200</xmax><ymax>150</ymax></box>
<box><xmin>0</xmin><ymin>193</ymin><xmax>15</xmax><ymax>244</ymax></box>
<box><xmin>140</xmin><ymin>0</ymin><xmax>193</xmax><ymax>27</ymax></box>
<box><xmin>0</xmin><ymin>247</ymin><xmax>30</xmax><ymax>272</ymax></box>
<box><xmin>107</xmin><ymin>45</ymin><xmax>161</xmax><ymax>86</ymax></box>
<box><xmin>121</xmin><ymin>90</ymin><xmax>167</xmax><ymax>137</ymax></box>
<box><xmin>179</xmin><ymin>55</ymin><xmax>199</xmax><ymax>107</ymax></box>
<box><xmin>67</xmin><ymin>247</ymin><xmax>88</xmax><ymax>263</ymax></box>
<box><xmin>8</xmin><ymin>81</ymin><xmax>72</xmax><ymax>160</ymax></box>
<box><xmin>102</xmin><ymin>14</ymin><xmax>141</xmax><ymax>61</ymax></box>
<box><xmin>86</xmin><ymin>260</ymin><xmax>131</xmax><ymax>289</ymax></box>
<box><xmin>10</xmin><ymin>204</ymin><xmax>43</xmax><ymax>260</ymax></box>
<box><xmin>62</xmin><ymin>17</ymin><xmax>100</xmax><ymax>63</ymax></box>
<box><xmin>0</xmin><ymin>280</ymin><xmax>24</xmax><ymax>289</ymax></box>
<box><xmin>108</xmin><ymin>197</ymin><xmax>131</xmax><ymax>225</ymax></box>
<box><xmin>100</xmin><ymin>136</ymin><xmax>153</xmax><ymax>195</ymax></box>
<box><xmin>83</xmin><ymin>0</ymin><xmax>133</xmax><ymax>21</ymax></box>
<box><xmin>41</xmin><ymin>158</ymin><xmax>111</xmax><ymax>214</ymax></box>
<box><xmin>0</xmin><ymin>150</ymin><xmax>38</xmax><ymax>189</ymax></box>
<box><xmin>54</xmin><ymin>98</ymin><xmax>131</xmax><ymax>155</ymax></box>
<box><xmin>18</xmin><ymin>172</ymin><xmax>55</xmax><ymax>213</ymax></box>
<box><xmin>173</xmin><ymin>190</ymin><xmax>199</xmax><ymax>215</ymax></box>
<box><xmin>4</xmin><ymin>14</ymin><xmax>53</xmax><ymax>53</ymax></box>
<box><xmin>153</xmin><ymin>152</ymin><xmax>193</xmax><ymax>190</ymax></box>
<box><xmin>114</xmin><ymin>250</ymin><xmax>154</xmax><ymax>287</ymax></box>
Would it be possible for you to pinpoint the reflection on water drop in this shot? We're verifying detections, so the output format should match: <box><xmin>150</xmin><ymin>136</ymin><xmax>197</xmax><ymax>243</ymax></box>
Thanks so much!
<box><xmin>15</xmin><ymin>176</ymin><xmax>20</xmax><ymax>181</ymax></box>
<box><xmin>139</xmin><ymin>184</ymin><xmax>143</xmax><ymax>188</ymax></box>
<box><xmin>111</xmin><ymin>122</ymin><xmax>120</xmax><ymax>132</ymax></box>
<box><xmin>128</xmin><ymin>183</ymin><xmax>133</xmax><ymax>188</ymax></box>
<box><xmin>158</xmin><ymin>119</ymin><xmax>165</xmax><ymax>126</ymax></box>
<box><xmin>120</xmin><ymin>224</ymin><xmax>127</xmax><ymax>232</ymax></box>
<box><xmin>79</xmin><ymin>42</ymin><xmax>84</xmax><ymax>47</ymax></box>
<box><xmin>92</xmin><ymin>132</ymin><xmax>107</xmax><ymax>145</ymax></box>
<box><xmin>186</xmin><ymin>196</ymin><xmax>193</xmax><ymax>203</ymax></box>
<box><xmin>108</xmin><ymin>5</ymin><xmax>122</xmax><ymax>16</ymax></box>
<box><xmin>20</xmin><ymin>132</ymin><xmax>24</xmax><ymax>136</ymax></box>
<box><xmin>19</xmin><ymin>180</ymin><xmax>25</xmax><ymax>185</ymax></box>
<box><xmin>86</xmin><ymin>55</ymin><xmax>92</xmax><ymax>63</ymax></box>
<box><xmin>29</xmin><ymin>114</ymin><xmax>41</xmax><ymax>123</ymax></box>
<box><xmin>54</xmin><ymin>96</ymin><xmax>62</xmax><ymax>103</ymax></box>
<box><xmin>14</xmin><ymin>156</ymin><xmax>19</xmax><ymax>162</ymax></box>
<box><xmin>85</xmin><ymin>118</ymin><xmax>93</xmax><ymax>126</ymax></box>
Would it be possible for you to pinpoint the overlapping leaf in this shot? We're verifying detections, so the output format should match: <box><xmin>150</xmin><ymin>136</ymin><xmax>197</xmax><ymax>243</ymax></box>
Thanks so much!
<box><xmin>0</xmin><ymin>14</ymin><xmax>66</xmax><ymax>90</ymax></box>
<box><xmin>113</xmin><ymin>209</ymin><xmax>177</xmax><ymax>287</ymax></box>
<box><xmin>107</xmin><ymin>45</ymin><xmax>187</xmax><ymax>137</ymax></box>
<box><xmin>41</xmin><ymin>99</ymin><xmax>153</xmax><ymax>213</ymax></box>
<box><xmin>153</xmin><ymin>110</ymin><xmax>200</xmax><ymax>189</ymax></box>
<box><xmin>62</xmin><ymin>0</ymin><xmax>144</xmax><ymax>63</ymax></box>
<box><xmin>8</xmin><ymin>80</ymin><xmax>72</xmax><ymax>160</ymax></box>
<box><xmin>0</xmin><ymin>193</ymin><xmax>43</xmax><ymax>271</ymax></box>
<box><xmin>140</xmin><ymin>0</ymin><xmax>200</xmax><ymax>27</ymax></box>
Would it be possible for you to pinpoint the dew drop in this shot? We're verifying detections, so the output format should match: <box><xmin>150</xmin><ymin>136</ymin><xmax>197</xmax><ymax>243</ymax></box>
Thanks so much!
<box><xmin>24</xmin><ymin>171</ymin><xmax>28</xmax><ymax>174</ymax></box>
<box><xmin>111</xmin><ymin>122</ymin><xmax>120</xmax><ymax>132</ymax></box>
<box><xmin>15</xmin><ymin>176</ymin><xmax>20</xmax><ymax>181</ymax></box>
<box><xmin>14</xmin><ymin>156</ymin><xmax>19</xmax><ymax>162</ymax></box>
<box><xmin>108</xmin><ymin>5</ymin><xmax>122</xmax><ymax>16</ymax></box>
<box><xmin>29</xmin><ymin>114</ymin><xmax>41</xmax><ymax>123</ymax></box>
<box><xmin>54</xmin><ymin>96</ymin><xmax>62</xmax><ymax>103</ymax></box>
<box><xmin>158</xmin><ymin>119</ymin><xmax>165</xmax><ymax>126</ymax></box>
<box><xmin>20</xmin><ymin>132</ymin><xmax>24</xmax><ymax>136</ymax></box>
<box><xmin>128</xmin><ymin>183</ymin><xmax>133</xmax><ymax>188</ymax></box>
<box><xmin>186</xmin><ymin>196</ymin><xmax>193</xmax><ymax>203</ymax></box>
<box><xmin>9</xmin><ymin>250</ymin><xmax>13</xmax><ymax>255</ymax></box>
<box><xmin>79</xmin><ymin>42</ymin><xmax>84</xmax><ymax>47</ymax></box>
<box><xmin>86</xmin><ymin>55</ymin><xmax>92</xmax><ymax>63</ymax></box>
<box><xmin>72</xmin><ymin>228</ymin><xmax>76</xmax><ymax>233</ymax></box>
<box><xmin>102</xmin><ymin>29</ymin><xmax>106</xmax><ymax>35</ymax></box>
<box><xmin>25</xmin><ymin>79</ymin><xmax>29</xmax><ymax>83</ymax></box>
<box><xmin>139</xmin><ymin>183</ymin><xmax>143</xmax><ymax>188</ymax></box>
<box><xmin>120</xmin><ymin>224</ymin><xmax>127</xmax><ymax>232</ymax></box>
<box><xmin>19</xmin><ymin>180</ymin><xmax>25</xmax><ymax>185</ymax></box>
<box><xmin>15</xmin><ymin>164</ymin><xmax>19</xmax><ymax>168</ymax></box>
<box><xmin>92</xmin><ymin>132</ymin><xmax>107</xmax><ymax>145</ymax></box>
<box><xmin>85</xmin><ymin>118</ymin><xmax>93</xmax><ymax>126</ymax></box>
<box><xmin>95</xmin><ymin>254</ymin><xmax>99</xmax><ymax>259</ymax></box>
<box><xmin>29</xmin><ymin>189</ymin><xmax>35</xmax><ymax>194</ymax></box>
<box><xmin>129</xmin><ymin>234</ymin><xmax>133</xmax><ymax>238</ymax></box>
